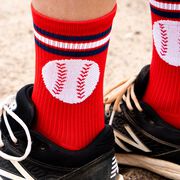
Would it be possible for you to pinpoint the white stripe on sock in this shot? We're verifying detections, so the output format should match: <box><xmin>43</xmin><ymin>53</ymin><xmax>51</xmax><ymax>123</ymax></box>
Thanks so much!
<box><xmin>34</xmin><ymin>29</ymin><xmax>111</xmax><ymax>50</ymax></box>
<box><xmin>150</xmin><ymin>0</ymin><xmax>180</xmax><ymax>11</ymax></box>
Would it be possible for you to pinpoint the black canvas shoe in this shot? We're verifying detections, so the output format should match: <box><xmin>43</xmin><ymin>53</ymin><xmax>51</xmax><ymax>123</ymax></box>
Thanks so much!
<box><xmin>0</xmin><ymin>85</ymin><xmax>123</xmax><ymax>180</ymax></box>
<box><xmin>104</xmin><ymin>65</ymin><xmax>180</xmax><ymax>180</ymax></box>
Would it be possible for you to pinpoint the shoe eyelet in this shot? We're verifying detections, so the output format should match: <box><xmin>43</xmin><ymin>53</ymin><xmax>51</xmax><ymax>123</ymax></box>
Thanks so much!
<box><xmin>40</xmin><ymin>144</ymin><xmax>47</xmax><ymax>151</ymax></box>
<box><xmin>40</xmin><ymin>147</ymin><xmax>45</xmax><ymax>151</ymax></box>
<box><xmin>105</xmin><ymin>112</ymin><xmax>111</xmax><ymax>118</ymax></box>
<box><xmin>149</xmin><ymin>120</ymin><xmax>155</xmax><ymax>125</ymax></box>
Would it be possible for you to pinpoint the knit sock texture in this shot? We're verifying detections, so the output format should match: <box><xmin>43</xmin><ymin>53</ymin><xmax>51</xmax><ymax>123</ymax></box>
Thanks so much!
<box><xmin>143</xmin><ymin>0</ymin><xmax>180</xmax><ymax>128</ymax></box>
<box><xmin>31</xmin><ymin>5</ymin><xmax>117</xmax><ymax>150</ymax></box>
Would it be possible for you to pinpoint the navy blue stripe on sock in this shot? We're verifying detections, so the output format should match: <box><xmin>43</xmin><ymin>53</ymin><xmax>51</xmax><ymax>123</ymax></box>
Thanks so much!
<box><xmin>151</xmin><ymin>5</ymin><xmax>180</xmax><ymax>18</ymax></box>
<box><xmin>35</xmin><ymin>38</ymin><xmax>109</xmax><ymax>57</ymax></box>
<box><xmin>34</xmin><ymin>24</ymin><xmax>112</xmax><ymax>42</ymax></box>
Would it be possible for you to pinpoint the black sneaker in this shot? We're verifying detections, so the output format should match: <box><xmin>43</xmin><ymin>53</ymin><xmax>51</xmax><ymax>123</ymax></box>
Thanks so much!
<box><xmin>0</xmin><ymin>85</ymin><xmax>122</xmax><ymax>180</ymax></box>
<box><xmin>104</xmin><ymin>65</ymin><xmax>180</xmax><ymax>180</ymax></box>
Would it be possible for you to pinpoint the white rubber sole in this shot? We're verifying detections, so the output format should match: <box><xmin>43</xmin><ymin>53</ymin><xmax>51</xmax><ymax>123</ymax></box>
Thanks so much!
<box><xmin>116</xmin><ymin>153</ymin><xmax>180</xmax><ymax>180</ymax></box>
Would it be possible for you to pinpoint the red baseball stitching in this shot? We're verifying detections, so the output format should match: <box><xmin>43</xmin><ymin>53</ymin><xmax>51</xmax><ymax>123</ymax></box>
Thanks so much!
<box><xmin>159</xmin><ymin>23</ymin><xmax>168</xmax><ymax>57</ymax></box>
<box><xmin>178</xmin><ymin>32</ymin><xmax>180</xmax><ymax>53</ymax></box>
<box><xmin>76</xmin><ymin>63</ymin><xmax>92</xmax><ymax>99</ymax></box>
<box><xmin>52</xmin><ymin>62</ymin><xmax>67</xmax><ymax>95</ymax></box>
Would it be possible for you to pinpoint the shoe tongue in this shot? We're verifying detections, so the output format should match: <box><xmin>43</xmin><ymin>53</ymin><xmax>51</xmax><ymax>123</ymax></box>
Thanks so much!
<box><xmin>3</xmin><ymin>85</ymin><xmax>36</xmax><ymax>132</ymax></box>
<box><xmin>134</xmin><ymin>65</ymin><xmax>150</xmax><ymax>100</ymax></box>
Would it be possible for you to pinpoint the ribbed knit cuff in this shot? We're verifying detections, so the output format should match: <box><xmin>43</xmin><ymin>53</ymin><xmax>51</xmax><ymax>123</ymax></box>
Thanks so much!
<box><xmin>31</xmin><ymin>4</ymin><xmax>117</xmax><ymax>36</ymax></box>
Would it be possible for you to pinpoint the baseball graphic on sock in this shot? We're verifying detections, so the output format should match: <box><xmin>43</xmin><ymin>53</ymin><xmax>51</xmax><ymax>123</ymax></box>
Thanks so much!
<box><xmin>42</xmin><ymin>59</ymin><xmax>100</xmax><ymax>104</ymax></box>
<box><xmin>153</xmin><ymin>20</ymin><xmax>180</xmax><ymax>66</ymax></box>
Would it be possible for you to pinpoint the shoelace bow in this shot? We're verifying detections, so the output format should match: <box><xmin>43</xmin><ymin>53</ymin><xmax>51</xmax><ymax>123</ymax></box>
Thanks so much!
<box><xmin>104</xmin><ymin>76</ymin><xmax>143</xmax><ymax>125</ymax></box>
<box><xmin>0</xmin><ymin>96</ymin><xmax>32</xmax><ymax>162</ymax></box>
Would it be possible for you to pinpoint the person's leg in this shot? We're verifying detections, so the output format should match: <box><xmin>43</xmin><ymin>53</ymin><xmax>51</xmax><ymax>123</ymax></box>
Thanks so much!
<box><xmin>32</xmin><ymin>0</ymin><xmax>116</xmax><ymax>21</ymax></box>
<box><xmin>104</xmin><ymin>2</ymin><xmax>180</xmax><ymax>179</ymax></box>
<box><xmin>31</xmin><ymin>0</ymin><xmax>116</xmax><ymax>150</ymax></box>
<box><xmin>143</xmin><ymin>0</ymin><xmax>180</xmax><ymax>128</ymax></box>
<box><xmin>0</xmin><ymin>1</ymin><xmax>121</xmax><ymax>179</ymax></box>
<box><xmin>103</xmin><ymin>0</ymin><xmax>180</xmax><ymax>179</ymax></box>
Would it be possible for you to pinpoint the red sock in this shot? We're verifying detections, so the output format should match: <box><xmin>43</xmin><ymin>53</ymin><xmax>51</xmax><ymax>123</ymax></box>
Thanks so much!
<box><xmin>31</xmin><ymin>5</ymin><xmax>116</xmax><ymax>150</ymax></box>
<box><xmin>143</xmin><ymin>0</ymin><xmax>180</xmax><ymax>128</ymax></box>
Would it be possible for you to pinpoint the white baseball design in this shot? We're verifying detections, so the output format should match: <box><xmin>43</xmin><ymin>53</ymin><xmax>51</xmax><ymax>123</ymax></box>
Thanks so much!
<box><xmin>42</xmin><ymin>59</ymin><xmax>100</xmax><ymax>104</ymax></box>
<box><xmin>153</xmin><ymin>20</ymin><xmax>180</xmax><ymax>66</ymax></box>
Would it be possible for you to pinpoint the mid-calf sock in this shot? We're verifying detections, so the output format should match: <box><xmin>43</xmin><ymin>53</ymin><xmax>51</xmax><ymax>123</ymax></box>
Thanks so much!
<box><xmin>143</xmin><ymin>0</ymin><xmax>180</xmax><ymax>128</ymax></box>
<box><xmin>31</xmin><ymin>5</ymin><xmax>116</xmax><ymax>150</ymax></box>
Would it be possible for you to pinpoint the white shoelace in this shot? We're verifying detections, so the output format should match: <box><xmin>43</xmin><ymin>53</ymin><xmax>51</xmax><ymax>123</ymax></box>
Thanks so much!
<box><xmin>104</xmin><ymin>77</ymin><xmax>143</xmax><ymax>125</ymax></box>
<box><xmin>0</xmin><ymin>96</ymin><xmax>32</xmax><ymax>162</ymax></box>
